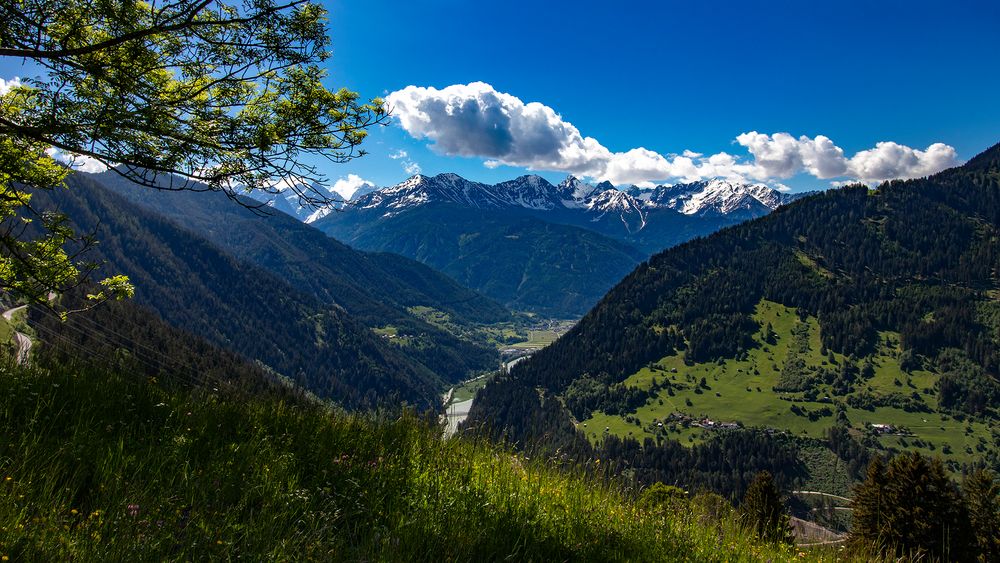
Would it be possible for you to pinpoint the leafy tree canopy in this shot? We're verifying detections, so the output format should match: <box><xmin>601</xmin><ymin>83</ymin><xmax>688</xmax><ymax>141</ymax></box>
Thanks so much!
<box><xmin>0</xmin><ymin>0</ymin><xmax>386</xmax><ymax>305</ymax></box>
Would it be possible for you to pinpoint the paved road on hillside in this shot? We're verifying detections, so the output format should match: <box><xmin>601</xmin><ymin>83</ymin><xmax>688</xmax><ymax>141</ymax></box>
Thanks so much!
<box><xmin>792</xmin><ymin>491</ymin><xmax>852</xmax><ymax>503</ymax></box>
<box><xmin>3</xmin><ymin>305</ymin><xmax>32</xmax><ymax>365</ymax></box>
<box><xmin>444</xmin><ymin>398</ymin><xmax>474</xmax><ymax>437</ymax></box>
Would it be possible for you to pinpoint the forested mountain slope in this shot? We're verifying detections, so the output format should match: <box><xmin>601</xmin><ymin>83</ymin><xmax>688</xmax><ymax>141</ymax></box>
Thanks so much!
<box><xmin>466</xmin><ymin>142</ymin><xmax>1000</xmax><ymax>482</ymax></box>
<box><xmin>94</xmin><ymin>171</ymin><xmax>508</xmax><ymax>326</ymax></box>
<box><xmin>28</xmin><ymin>287</ymin><xmax>296</xmax><ymax>398</ymax></box>
<box><xmin>89</xmin><ymin>171</ymin><xmax>509</xmax><ymax>383</ymax></box>
<box><xmin>29</xmin><ymin>173</ymin><xmax>453</xmax><ymax>410</ymax></box>
<box><xmin>320</xmin><ymin>203</ymin><xmax>646</xmax><ymax>316</ymax></box>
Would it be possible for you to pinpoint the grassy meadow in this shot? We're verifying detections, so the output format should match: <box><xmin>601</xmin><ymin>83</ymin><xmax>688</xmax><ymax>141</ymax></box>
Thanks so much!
<box><xmin>0</xmin><ymin>356</ymin><xmax>864</xmax><ymax>561</ymax></box>
<box><xmin>579</xmin><ymin>300</ymin><xmax>998</xmax><ymax>466</ymax></box>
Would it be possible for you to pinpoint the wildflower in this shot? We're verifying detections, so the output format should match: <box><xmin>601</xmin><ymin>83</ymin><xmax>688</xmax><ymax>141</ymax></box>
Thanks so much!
<box><xmin>70</xmin><ymin>508</ymin><xmax>78</xmax><ymax>515</ymax></box>
<box><xmin>127</xmin><ymin>503</ymin><xmax>140</xmax><ymax>517</ymax></box>
<box><xmin>4</xmin><ymin>476</ymin><xmax>10</xmax><ymax>481</ymax></box>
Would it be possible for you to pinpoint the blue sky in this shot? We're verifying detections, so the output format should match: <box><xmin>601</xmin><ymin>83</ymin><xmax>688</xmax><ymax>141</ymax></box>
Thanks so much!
<box><xmin>321</xmin><ymin>0</ymin><xmax>1000</xmax><ymax>193</ymax></box>
<box><xmin>3</xmin><ymin>1</ymin><xmax>998</xmax><ymax>194</ymax></box>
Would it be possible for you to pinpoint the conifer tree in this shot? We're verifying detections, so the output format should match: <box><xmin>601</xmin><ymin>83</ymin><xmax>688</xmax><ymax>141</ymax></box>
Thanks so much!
<box><xmin>964</xmin><ymin>469</ymin><xmax>1000</xmax><ymax>563</ymax></box>
<box><xmin>850</xmin><ymin>452</ymin><xmax>972</xmax><ymax>560</ymax></box>
<box><xmin>738</xmin><ymin>471</ymin><xmax>793</xmax><ymax>545</ymax></box>
<box><xmin>848</xmin><ymin>456</ymin><xmax>888</xmax><ymax>553</ymax></box>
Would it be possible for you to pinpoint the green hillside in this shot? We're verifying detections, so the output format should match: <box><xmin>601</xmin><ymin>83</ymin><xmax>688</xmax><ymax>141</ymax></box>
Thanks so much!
<box><xmin>579</xmin><ymin>299</ymin><xmax>997</xmax><ymax>466</ymax></box>
<box><xmin>0</xmin><ymin>356</ymin><xmax>836</xmax><ymax>562</ymax></box>
<box><xmin>467</xmin><ymin>143</ymin><xmax>1000</xmax><ymax>494</ymax></box>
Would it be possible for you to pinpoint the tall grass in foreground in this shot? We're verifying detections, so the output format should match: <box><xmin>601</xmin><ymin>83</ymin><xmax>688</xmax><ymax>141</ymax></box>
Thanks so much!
<box><xmin>0</xmin><ymin>358</ymin><xmax>856</xmax><ymax>561</ymax></box>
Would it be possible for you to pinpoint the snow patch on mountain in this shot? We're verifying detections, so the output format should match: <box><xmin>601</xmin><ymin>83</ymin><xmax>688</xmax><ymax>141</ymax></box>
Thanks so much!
<box><xmin>556</xmin><ymin>176</ymin><xmax>601</xmax><ymax>208</ymax></box>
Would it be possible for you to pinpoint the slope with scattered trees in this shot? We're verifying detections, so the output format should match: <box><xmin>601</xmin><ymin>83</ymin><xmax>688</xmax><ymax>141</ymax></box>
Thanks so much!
<box><xmin>466</xmin><ymin>142</ymin><xmax>1000</xmax><ymax>498</ymax></box>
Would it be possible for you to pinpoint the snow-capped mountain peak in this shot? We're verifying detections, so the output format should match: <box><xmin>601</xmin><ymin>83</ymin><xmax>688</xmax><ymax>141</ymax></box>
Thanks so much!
<box><xmin>334</xmin><ymin>171</ymin><xmax>805</xmax><ymax>231</ymax></box>
<box><xmin>243</xmin><ymin>178</ymin><xmax>346</xmax><ymax>223</ymax></box>
<box><xmin>557</xmin><ymin>175</ymin><xmax>602</xmax><ymax>208</ymax></box>
<box><xmin>634</xmin><ymin>178</ymin><xmax>794</xmax><ymax>217</ymax></box>
<box><xmin>585</xmin><ymin>187</ymin><xmax>647</xmax><ymax>232</ymax></box>
<box><xmin>493</xmin><ymin>175</ymin><xmax>561</xmax><ymax>210</ymax></box>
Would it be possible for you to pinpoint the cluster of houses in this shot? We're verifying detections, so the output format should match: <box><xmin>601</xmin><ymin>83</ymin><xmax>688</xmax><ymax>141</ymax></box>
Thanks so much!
<box><xmin>660</xmin><ymin>412</ymin><xmax>742</xmax><ymax>431</ymax></box>
<box><xmin>869</xmin><ymin>423</ymin><xmax>911</xmax><ymax>436</ymax></box>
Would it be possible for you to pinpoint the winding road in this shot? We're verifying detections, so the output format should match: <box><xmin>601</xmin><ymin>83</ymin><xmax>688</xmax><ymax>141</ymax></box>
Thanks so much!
<box><xmin>442</xmin><ymin>355</ymin><xmax>533</xmax><ymax>437</ymax></box>
<box><xmin>3</xmin><ymin>305</ymin><xmax>32</xmax><ymax>365</ymax></box>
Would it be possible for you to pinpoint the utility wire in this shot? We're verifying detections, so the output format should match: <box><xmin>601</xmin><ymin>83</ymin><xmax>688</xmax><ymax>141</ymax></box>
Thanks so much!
<box><xmin>29</xmin><ymin>306</ymin><xmax>208</xmax><ymax>388</ymax></box>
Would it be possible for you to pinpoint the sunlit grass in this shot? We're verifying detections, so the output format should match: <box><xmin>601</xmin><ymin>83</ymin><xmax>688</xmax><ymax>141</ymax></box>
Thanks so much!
<box><xmin>579</xmin><ymin>300</ymin><xmax>997</xmax><ymax>465</ymax></box>
<box><xmin>0</xmin><ymin>357</ymin><xmax>857</xmax><ymax>561</ymax></box>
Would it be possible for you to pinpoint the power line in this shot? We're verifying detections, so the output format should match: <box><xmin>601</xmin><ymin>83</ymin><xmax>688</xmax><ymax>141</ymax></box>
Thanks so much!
<box><xmin>32</xmin><ymin>320</ymin><xmax>200</xmax><ymax>387</ymax></box>
<box><xmin>39</xmin><ymin>304</ymin><xmax>199</xmax><ymax>368</ymax></box>
<box><xmin>28</xmin><ymin>306</ymin><xmax>207</xmax><ymax>388</ymax></box>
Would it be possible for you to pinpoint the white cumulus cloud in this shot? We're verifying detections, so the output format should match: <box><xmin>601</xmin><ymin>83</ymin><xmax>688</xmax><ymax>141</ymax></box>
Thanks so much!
<box><xmin>0</xmin><ymin>76</ymin><xmax>22</xmax><ymax>96</ymax></box>
<box><xmin>45</xmin><ymin>147</ymin><xmax>109</xmax><ymax>174</ymax></box>
<box><xmin>847</xmin><ymin>141</ymin><xmax>958</xmax><ymax>182</ymax></box>
<box><xmin>330</xmin><ymin>174</ymin><xmax>376</xmax><ymax>200</ymax></box>
<box><xmin>386</xmin><ymin>81</ymin><xmax>960</xmax><ymax>187</ymax></box>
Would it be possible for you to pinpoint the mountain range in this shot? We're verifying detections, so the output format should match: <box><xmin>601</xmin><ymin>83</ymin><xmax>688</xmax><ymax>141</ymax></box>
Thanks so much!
<box><xmin>322</xmin><ymin>173</ymin><xmax>801</xmax><ymax>239</ymax></box>
<box><xmin>315</xmin><ymin>173</ymin><xmax>805</xmax><ymax>316</ymax></box>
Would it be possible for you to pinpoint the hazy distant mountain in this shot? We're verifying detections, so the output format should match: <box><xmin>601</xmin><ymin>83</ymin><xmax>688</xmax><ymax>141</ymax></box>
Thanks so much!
<box><xmin>241</xmin><ymin>178</ymin><xmax>348</xmax><ymax>223</ymax></box>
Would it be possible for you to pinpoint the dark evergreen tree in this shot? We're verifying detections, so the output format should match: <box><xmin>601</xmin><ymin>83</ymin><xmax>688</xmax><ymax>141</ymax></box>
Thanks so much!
<box><xmin>738</xmin><ymin>471</ymin><xmax>793</xmax><ymax>545</ymax></box>
<box><xmin>964</xmin><ymin>469</ymin><xmax>1000</xmax><ymax>563</ymax></box>
<box><xmin>848</xmin><ymin>456</ymin><xmax>889</xmax><ymax>554</ymax></box>
<box><xmin>850</xmin><ymin>452</ymin><xmax>972</xmax><ymax>560</ymax></box>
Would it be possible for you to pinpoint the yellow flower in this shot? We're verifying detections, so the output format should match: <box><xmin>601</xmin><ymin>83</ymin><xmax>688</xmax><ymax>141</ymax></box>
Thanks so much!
<box><xmin>70</xmin><ymin>509</ymin><xmax>78</xmax><ymax>515</ymax></box>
